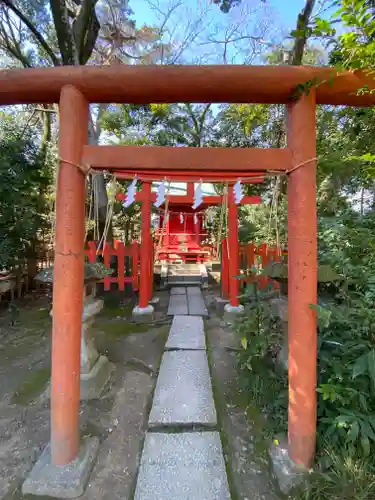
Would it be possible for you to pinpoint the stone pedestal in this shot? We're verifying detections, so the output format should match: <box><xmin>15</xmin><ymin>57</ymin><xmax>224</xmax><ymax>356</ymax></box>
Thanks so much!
<box><xmin>22</xmin><ymin>437</ymin><xmax>99</xmax><ymax>499</ymax></box>
<box><xmin>269</xmin><ymin>437</ymin><xmax>308</xmax><ymax>496</ymax></box>
<box><xmin>270</xmin><ymin>297</ymin><xmax>288</xmax><ymax>371</ymax></box>
<box><xmin>223</xmin><ymin>303</ymin><xmax>244</xmax><ymax>324</ymax></box>
<box><xmin>132</xmin><ymin>304</ymin><xmax>155</xmax><ymax>323</ymax></box>
<box><xmin>80</xmin><ymin>296</ymin><xmax>115</xmax><ymax>400</ymax></box>
<box><xmin>48</xmin><ymin>294</ymin><xmax>114</xmax><ymax>400</ymax></box>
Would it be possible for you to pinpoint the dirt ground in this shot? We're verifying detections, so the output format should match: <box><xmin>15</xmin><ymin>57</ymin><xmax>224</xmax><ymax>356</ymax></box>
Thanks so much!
<box><xmin>0</xmin><ymin>289</ymin><xmax>170</xmax><ymax>500</ymax></box>
<box><xmin>0</xmin><ymin>286</ymin><xmax>279</xmax><ymax>500</ymax></box>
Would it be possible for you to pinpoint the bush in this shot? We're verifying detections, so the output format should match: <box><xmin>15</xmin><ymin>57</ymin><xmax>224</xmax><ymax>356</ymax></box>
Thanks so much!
<box><xmin>235</xmin><ymin>211</ymin><xmax>375</xmax><ymax>498</ymax></box>
<box><xmin>0</xmin><ymin>115</ymin><xmax>51</xmax><ymax>270</ymax></box>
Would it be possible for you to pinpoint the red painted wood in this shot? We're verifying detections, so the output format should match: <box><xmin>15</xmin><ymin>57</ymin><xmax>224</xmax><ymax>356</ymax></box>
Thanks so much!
<box><xmin>83</xmin><ymin>145</ymin><xmax>290</xmax><ymax>172</ymax></box>
<box><xmin>115</xmin><ymin>171</ymin><xmax>265</xmax><ymax>183</ymax></box>
<box><xmin>221</xmin><ymin>239</ymin><xmax>229</xmax><ymax>300</ymax></box>
<box><xmin>287</xmin><ymin>91</ymin><xmax>318</xmax><ymax>468</ymax></box>
<box><xmin>139</xmin><ymin>182</ymin><xmax>152</xmax><ymax>309</ymax></box>
<box><xmin>1</xmin><ymin>65</ymin><xmax>375</xmax><ymax>106</ymax></box>
<box><xmin>51</xmin><ymin>86</ymin><xmax>88</xmax><ymax>466</ymax></box>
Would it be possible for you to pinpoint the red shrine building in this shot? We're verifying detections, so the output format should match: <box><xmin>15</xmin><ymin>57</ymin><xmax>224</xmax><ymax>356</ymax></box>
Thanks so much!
<box><xmin>155</xmin><ymin>183</ymin><xmax>210</xmax><ymax>263</ymax></box>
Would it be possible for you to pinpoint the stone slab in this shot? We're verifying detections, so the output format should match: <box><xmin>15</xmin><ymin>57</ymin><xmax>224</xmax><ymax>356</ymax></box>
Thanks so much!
<box><xmin>165</xmin><ymin>315</ymin><xmax>205</xmax><ymax>350</ymax></box>
<box><xmin>134</xmin><ymin>432</ymin><xmax>231</xmax><ymax>500</ymax></box>
<box><xmin>22</xmin><ymin>437</ymin><xmax>99</xmax><ymax>499</ymax></box>
<box><xmin>148</xmin><ymin>350</ymin><xmax>217</xmax><ymax>426</ymax></box>
<box><xmin>186</xmin><ymin>286</ymin><xmax>202</xmax><ymax>296</ymax></box>
<box><xmin>170</xmin><ymin>287</ymin><xmax>187</xmax><ymax>295</ymax></box>
<box><xmin>187</xmin><ymin>294</ymin><xmax>208</xmax><ymax>317</ymax></box>
<box><xmin>167</xmin><ymin>294</ymin><xmax>188</xmax><ymax>316</ymax></box>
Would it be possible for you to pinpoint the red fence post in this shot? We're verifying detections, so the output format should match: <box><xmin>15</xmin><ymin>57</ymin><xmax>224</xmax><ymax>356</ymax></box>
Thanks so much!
<box><xmin>85</xmin><ymin>241</ymin><xmax>97</xmax><ymax>263</ymax></box>
<box><xmin>115</xmin><ymin>240</ymin><xmax>125</xmax><ymax>291</ymax></box>
<box><xmin>132</xmin><ymin>241</ymin><xmax>139</xmax><ymax>290</ymax></box>
<box><xmin>103</xmin><ymin>242</ymin><xmax>112</xmax><ymax>291</ymax></box>
<box><xmin>221</xmin><ymin>238</ymin><xmax>229</xmax><ymax>300</ymax></box>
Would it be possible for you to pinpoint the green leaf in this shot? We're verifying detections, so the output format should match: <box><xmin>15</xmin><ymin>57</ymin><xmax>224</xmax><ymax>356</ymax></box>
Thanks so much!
<box><xmin>309</xmin><ymin>303</ymin><xmax>332</xmax><ymax>328</ymax></box>
<box><xmin>347</xmin><ymin>420</ymin><xmax>360</xmax><ymax>442</ymax></box>
<box><xmin>359</xmin><ymin>394</ymin><xmax>368</xmax><ymax>412</ymax></box>
<box><xmin>367</xmin><ymin>351</ymin><xmax>375</xmax><ymax>390</ymax></box>
<box><xmin>360</xmin><ymin>420</ymin><xmax>375</xmax><ymax>441</ymax></box>
<box><xmin>352</xmin><ymin>353</ymin><xmax>369</xmax><ymax>379</ymax></box>
<box><xmin>361</xmin><ymin>437</ymin><xmax>371</xmax><ymax>457</ymax></box>
<box><xmin>241</xmin><ymin>337</ymin><xmax>248</xmax><ymax>350</ymax></box>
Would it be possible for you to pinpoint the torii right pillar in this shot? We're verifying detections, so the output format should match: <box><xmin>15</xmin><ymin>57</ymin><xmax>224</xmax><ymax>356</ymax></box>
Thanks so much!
<box><xmin>287</xmin><ymin>90</ymin><xmax>317</xmax><ymax>469</ymax></box>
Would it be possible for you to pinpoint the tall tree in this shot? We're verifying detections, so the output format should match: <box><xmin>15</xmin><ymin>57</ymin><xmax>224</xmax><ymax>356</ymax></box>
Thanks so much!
<box><xmin>0</xmin><ymin>0</ymin><xmax>169</xmax><ymax>241</ymax></box>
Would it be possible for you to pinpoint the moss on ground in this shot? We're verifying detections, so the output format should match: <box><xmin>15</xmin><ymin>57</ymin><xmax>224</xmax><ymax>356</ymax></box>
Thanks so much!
<box><xmin>11</xmin><ymin>367</ymin><xmax>50</xmax><ymax>405</ymax></box>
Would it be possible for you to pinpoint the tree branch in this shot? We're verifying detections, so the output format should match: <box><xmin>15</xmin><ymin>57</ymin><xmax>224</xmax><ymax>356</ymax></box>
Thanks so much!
<box><xmin>0</xmin><ymin>18</ymin><xmax>32</xmax><ymax>68</ymax></box>
<box><xmin>73</xmin><ymin>0</ymin><xmax>100</xmax><ymax>64</ymax></box>
<box><xmin>2</xmin><ymin>0</ymin><xmax>60</xmax><ymax>66</ymax></box>
<box><xmin>291</xmin><ymin>0</ymin><xmax>316</xmax><ymax>65</ymax></box>
<box><xmin>50</xmin><ymin>0</ymin><xmax>78</xmax><ymax>64</ymax></box>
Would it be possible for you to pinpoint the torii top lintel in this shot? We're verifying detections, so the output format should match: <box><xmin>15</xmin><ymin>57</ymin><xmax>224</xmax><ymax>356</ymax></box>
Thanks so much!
<box><xmin>0</xmin><ymin>65</ymin><xmax>375</xmax><ymax>106</ymax></box>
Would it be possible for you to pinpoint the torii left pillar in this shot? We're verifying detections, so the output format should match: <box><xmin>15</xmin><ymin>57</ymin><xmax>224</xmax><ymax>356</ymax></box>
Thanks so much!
<box><xmin>22</xmin><ymin>86</ymin><xmax>99</xmax><ymax>498</ymax></box>
<box><xmin>132</xmin><ymin>181</ymin><xmax>155</xmax><ymax>321</ymax></box>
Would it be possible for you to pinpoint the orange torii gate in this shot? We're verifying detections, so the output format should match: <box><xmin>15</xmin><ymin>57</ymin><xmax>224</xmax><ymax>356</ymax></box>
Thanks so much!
<box><xmin>2</xmin><ymin>65</ymin><xmax>374</xmax><ymax>496</ymax></box>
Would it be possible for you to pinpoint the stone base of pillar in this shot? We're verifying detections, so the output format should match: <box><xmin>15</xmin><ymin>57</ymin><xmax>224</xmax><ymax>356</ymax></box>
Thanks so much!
<box><xmin>132</xmin><ymin>304</ymin><xmax>154</xmax><ymax>323</ymax></box>
<box><xmin>215</xmin><ymin>297</ymin><xmax>229</xmax><ymax>315</ymax></box>
<box><xmin>80</xmin><ymin>355</ymin><xmax>115</xmax><ymax>400</ymax></box>
<box><xmin>22</xmin><ymin>436</ymin><xmax>99</xmax><ymax>499</ymax></box>
<box><xmin>149</xmin><ymin>296</ymin><xmax>160</xmax><ymax>309</ymax></box>
<box><xmin>223</xmin><ymin>303</ymin><xmax>244</xmax><ymax>324</ymax></box>
<box><xmin>269</xmin><ymin>437</ymin><xmax>308</xmax><ymax>496</ymax></box>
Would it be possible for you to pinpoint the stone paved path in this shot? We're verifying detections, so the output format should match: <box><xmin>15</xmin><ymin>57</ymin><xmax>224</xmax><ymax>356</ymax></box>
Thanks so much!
<box><xmin>134</xmin><ymin>286</ymin><xmax>231</xmax><ymax>500</ymax></box>
<box><xmin>167</xmin><ymin>286</ymin><xmax>208</xmax><ymax>317</ymax></box>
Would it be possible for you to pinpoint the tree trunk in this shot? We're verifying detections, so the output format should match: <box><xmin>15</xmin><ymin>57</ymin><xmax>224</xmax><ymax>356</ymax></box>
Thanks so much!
<box><xmin>290</xmin><ymin>0</ymin><xmax>317</xmax><ymax>65</ymax></box>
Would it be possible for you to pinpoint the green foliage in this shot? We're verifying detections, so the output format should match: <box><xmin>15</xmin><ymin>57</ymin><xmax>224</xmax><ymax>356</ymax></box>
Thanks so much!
<box><xmin>235</xmin><ymin>283</ymin><xmax>288</xmax><ymax>433</ymax></box>
<box><xmin>236</xmin><ymin>206</ymin><xmax>375</xmax><ymax>497</ymax></box>
<box><xmin>101</xmin><ymin>103</ymin><xmax>214</xmax><ymax>147</ymax></box>
<box><xmin>296</xmin><ymin>449</ymin><xmax>375</xmax><ymax>500</ymax></box>
<box><xmin>335</xmin><ymin>0</ymin><xmax>375</xmax><ymax>71</ymax></box>
<box><xmin>0</xmin><ymin>114</ymin><xmax>51</xmax><ymax>270</ymax></box>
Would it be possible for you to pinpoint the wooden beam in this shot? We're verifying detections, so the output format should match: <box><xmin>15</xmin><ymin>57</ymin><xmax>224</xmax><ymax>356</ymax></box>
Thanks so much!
<box><xmin>0</xmin><ymin>66</ymin><xmax>375</xmax><ymax>106</ymax></box>
<box><xmin>83</xmin><ymin>145</ymin><xmax>290</xmax><ymax>172</ymax></box>
<box><xmin>114</xmin><ymin>171</ymin><xmax>264</xmax><ymax>183</ymax></box>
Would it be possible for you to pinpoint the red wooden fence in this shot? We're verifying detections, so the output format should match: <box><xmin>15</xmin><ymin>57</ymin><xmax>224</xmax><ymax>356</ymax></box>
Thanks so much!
<box><xmin>85</xmin><ymin>240</ymin><xmax>139</xmax><ymax>291</ymax></box>
<box><xmin>221</xmin><ymin>238</ymin><xmax>287</xmax><ymax>298</ymax></box>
